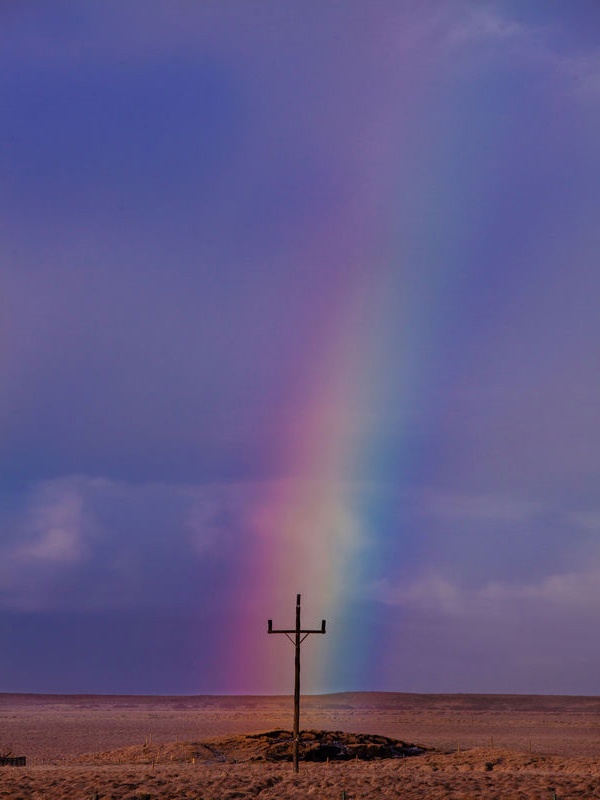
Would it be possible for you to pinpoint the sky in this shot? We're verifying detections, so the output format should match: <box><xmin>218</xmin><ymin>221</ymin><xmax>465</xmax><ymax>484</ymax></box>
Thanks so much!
<box><xmin>1</xmin><ymin>1</ymin><xmax>600</xmax><ymax>696</ymax></box>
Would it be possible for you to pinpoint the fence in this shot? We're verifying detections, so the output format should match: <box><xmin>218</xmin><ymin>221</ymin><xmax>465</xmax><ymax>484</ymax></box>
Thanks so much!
<box><xmin>0</xmin><ymin>756</ymin><xmax>26</xmax><ymax>767</ymax></box>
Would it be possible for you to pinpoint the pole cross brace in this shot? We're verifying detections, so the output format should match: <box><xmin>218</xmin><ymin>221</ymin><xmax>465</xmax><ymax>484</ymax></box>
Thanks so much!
<box><xmin>267</xmin><ymin>622</ymin><xmax>327</xmax><ymax>634</ymax></box>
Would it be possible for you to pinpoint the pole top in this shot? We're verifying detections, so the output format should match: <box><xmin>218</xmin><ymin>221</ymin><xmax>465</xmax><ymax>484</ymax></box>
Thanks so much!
<box><xmin>296</xmin><ymin>593</ymin><xmax>301</xmax><ymax>605</ymax></box>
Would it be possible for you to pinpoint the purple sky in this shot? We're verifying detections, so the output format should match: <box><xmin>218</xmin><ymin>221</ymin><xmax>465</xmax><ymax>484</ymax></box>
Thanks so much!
<box><xmin>2</xmin><ymin>1</ymin><xmax>600</xmax><ymax>695</ymax></box>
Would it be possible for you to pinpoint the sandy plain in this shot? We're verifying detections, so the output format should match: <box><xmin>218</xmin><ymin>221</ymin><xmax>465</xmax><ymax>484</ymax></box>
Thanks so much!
<box><xmin>2</xmin><ymin>692</ymin><xmax>600</xmax><ymax>799</ymax></box>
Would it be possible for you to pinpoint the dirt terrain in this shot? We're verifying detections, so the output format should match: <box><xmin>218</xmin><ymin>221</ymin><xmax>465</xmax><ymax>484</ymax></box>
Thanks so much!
<box><xmin>2</xmin><ymin>692</ymin><xmax>600</xmax><ymax>798</ymax></box>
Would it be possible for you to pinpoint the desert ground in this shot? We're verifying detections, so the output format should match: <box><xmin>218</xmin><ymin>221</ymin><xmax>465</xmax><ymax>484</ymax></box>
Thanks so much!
<box><xmin>2</xmin><ymin>692</ymin><xmax>600</xmax><ymax>798</ymax></box>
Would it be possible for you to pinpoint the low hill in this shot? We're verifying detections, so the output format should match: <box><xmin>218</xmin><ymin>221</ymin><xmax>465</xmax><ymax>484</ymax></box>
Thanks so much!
<box><xmin>74</xmin><ymin>729</ymin><xmax>428</xmax><ymax>765</ymax></box>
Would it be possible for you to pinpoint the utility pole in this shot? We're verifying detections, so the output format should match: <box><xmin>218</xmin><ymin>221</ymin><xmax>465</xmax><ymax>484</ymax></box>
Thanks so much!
<box><xmin>268</xmin><ymin>594</ymin><xmax>326</xmax><ymax>773</ymax></box>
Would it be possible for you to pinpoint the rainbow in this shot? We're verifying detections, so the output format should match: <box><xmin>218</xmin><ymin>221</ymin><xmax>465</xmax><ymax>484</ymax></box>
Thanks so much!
<box><xmin>223</xmin><ymin>261</ymin><xmax>421</xmax><ymax>694</ymax></box>
<box><xmin>221</xmin><ymin>31</ymin><xmax>515</xmax><ymax>694</ymax></box>
<box><xmin>224</xmin><ymin>192</ymin><xmax>434</xmax><ymax>694</ymax></box>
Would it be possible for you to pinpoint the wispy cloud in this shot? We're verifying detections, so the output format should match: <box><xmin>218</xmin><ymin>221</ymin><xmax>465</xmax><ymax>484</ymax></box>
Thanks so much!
<box><xmin>444</xmin><ymin>5</ymin><xmax>529</xmax><ymax>49</ymax></box>
<box><xmin>412</xmin><ymin>488</ymin><xmax>544</xmax><ymax>523</ymax></box>
<box><xmin>371</xmin><ymin>572</ymin><xmax>465</xmax><ymax>615</ymax></box>
<box><xmin>442</xmin><ymin>3</ymin><xmax>600</xmax><ymax>99</ymax></box>
<box><xmin>481</xmin><ymin>568</ymin><xmax>600</xmax><ymax>610</ymax></box>
<box><xmin>568</xmin><ymin>510</ymin><xmax>600</xmax><ymax>532</ymax></box>
<box><xmin>0</xmin><ymin>479</ymin><xmax>90</xmax><ymax>609</ymax></box>
<box><xmin>15</xmin><ymin>484</ymin><xmax>86</xmax><ymax>563</ymax></box>
<box><xmin>372</xmin><ymin>565</ymin><xmax>600</xmax><ymax>621</ymax></box>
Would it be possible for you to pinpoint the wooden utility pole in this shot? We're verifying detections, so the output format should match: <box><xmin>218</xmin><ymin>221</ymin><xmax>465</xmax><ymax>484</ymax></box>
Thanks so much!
<box><xmin>268</xmin><ymin>594</ymin><xmax>326</xmax><ymax>773</ymax></box>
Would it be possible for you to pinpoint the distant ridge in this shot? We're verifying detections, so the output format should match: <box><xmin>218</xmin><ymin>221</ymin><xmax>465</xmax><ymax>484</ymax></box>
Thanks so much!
<box><xmin>2</xmin><ymin>691</ymin><xmax>600</xmax><ymax>713</ymax></box>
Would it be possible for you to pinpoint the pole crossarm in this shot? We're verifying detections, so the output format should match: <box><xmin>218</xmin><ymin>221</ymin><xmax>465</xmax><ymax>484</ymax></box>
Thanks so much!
<box><xmin>267</xmin><ymin>594</ymin><xmax>326</xmax><ymax>773</ymax></box>
<box><xmin>268</xmin><ymin>625</ymin><xmax>326</xmax><ymax>634</ymax></box>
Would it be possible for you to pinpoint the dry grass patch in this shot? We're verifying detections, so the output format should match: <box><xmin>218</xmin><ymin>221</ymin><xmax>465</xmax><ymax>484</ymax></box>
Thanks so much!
<box><xmin>4</xmin><ymin>748</ymin><xmax>600</xmax><ymax>799</ymax></box>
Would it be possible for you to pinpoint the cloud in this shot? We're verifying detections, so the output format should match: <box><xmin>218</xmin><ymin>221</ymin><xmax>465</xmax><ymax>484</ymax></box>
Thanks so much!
<box><xmin>481</xmin><ymin>568</ymin><xmax>600</xmax><ymax>610</ymax></box>
<box><xmin>184</xmin><ymin>481</ymin><xmax>264</xmax><ymax>556</ymax></box>
<box><xmin>4</xmin><ymin>1</ymin><xmax>599</xmax><ymax>107</ymax></box>
<box><xmin>444</xmin><ymin>5</ymin><xmax>528</xmax><ymax>49</ymax></box>
<box><xmin>369</xmin><ymin>487</ymin><xmax>600</xmax><ymax>632</ymax></box>
<box><xmin>0</xmin><ymin>474</ymin><xmax>368</xmax><ymax>613</ymax></box>
<box><xmin>372</xmin><ymin>564</ymin><xmax>600</xmax><ymax>622</ymax></box>
<box><xmin>443</xmin><ymin>3</ymin><xmax>600</xmax><ymax>99</ymax></box>
<box><xmin>0</xmin><ymin>478</ymin><xmax>90</xmax><ymax>609</ymax></box>
<box><xmin>15</xmin><ymin>484</ymin><xmax>86</xmax><ymax>563</ymax></box>
<box><xmin>371</xmin><ymin>572</ymin><xmax>465</xmax><ymax>615</ymax></box>
<box><xmin>568</xmin><ymin>510</ymin><xmax>600</xmax><ymax>532</ymax></box>
<box><xmin>412</xmin><ymin>488</ymin><xmax>543</xmax><ymax>523</ymax></box>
